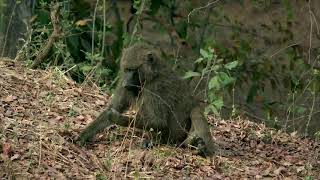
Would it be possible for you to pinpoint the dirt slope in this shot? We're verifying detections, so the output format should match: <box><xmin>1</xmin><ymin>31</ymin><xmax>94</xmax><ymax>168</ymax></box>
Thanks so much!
<box><xmin>0</xmin><ymin>59</ymin><xmax>319</xmax><ymax>179</ymax></box>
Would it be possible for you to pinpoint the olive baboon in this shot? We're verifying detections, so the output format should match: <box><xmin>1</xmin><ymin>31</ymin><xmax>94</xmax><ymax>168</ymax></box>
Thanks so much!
<box><xmin>77</xmin><ymin>43</ymin><xmax>215</xmax><ymax>156</ymax></box>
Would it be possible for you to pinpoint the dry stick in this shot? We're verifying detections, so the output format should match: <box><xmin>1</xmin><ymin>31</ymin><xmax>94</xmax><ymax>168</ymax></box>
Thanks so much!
<box><xmin>31</xmin><ymin>4</ymin><xmax>61</xmax><ymax>68</ymax></box>
<box><xmin>187</xmin><ymin>0</ymin><xmax>220</xmax><ymax>24</ymax></box>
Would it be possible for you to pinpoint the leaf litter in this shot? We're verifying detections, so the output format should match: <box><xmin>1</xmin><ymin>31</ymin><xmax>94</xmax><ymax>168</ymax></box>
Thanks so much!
<box><xmin>0</xmin><ymin>59</ymin><xmax>319</xmax><ymax>179</ymax></box>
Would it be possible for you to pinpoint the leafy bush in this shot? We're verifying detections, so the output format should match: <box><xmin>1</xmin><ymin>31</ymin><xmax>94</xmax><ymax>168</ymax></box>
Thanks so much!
<box><xmin>184</xmin><ymin>47</ymin><xmax>238</xmax><ymax>115</ymax></box>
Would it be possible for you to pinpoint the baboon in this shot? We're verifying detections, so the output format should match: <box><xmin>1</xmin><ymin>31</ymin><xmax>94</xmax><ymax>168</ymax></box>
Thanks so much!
<box><xmin>77</xmin><ymin>43</ymin><xmax>215</xmax><ymax>156</ymax></box>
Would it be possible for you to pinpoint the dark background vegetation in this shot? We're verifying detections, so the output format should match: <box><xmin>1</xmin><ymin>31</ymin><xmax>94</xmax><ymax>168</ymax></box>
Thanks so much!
<box><xmin>1</xmin><ymin>0</ymin><xmax>320</xmax><ymax>138</ymax></box>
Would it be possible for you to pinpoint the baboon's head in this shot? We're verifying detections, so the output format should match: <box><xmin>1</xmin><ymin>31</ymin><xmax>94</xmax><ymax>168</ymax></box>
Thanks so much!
<box><xmin>120</xmin><ymin>43</ymin><xmax>160</xmax><ymax>93</ymax></box>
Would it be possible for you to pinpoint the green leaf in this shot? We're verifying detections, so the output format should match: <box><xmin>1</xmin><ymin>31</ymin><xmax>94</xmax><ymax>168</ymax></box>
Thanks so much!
<box><xmin>200</xmin><ymin>49</ymin><xmax>209</xmax><ymax>58</ymax></box>
<box><xmin>211</xmin><ymin>64</ymin><xmax>221</xmax><ymax>71</ymax></box>
<box><xmin>315</xmin><ymin>132</ymin><xmax>320</xmax><ymax>141</ymax></box>
<box><xmin>208</xmin><ymin>53</ymin><xmax>214</xmax><ymax>60</ymax></box>
<box><xmin>212</xmin><ymin>98</ymin><xmax>224</xmax><ymax>109</ymax></box>
<box><xmin>224</xmin><ymin>60</ymin><xmax>239</xmax><ymax>70</ymax></box>
<box><xmin>79</xmin><ymin>64</ymin><xmax>93</xmax><ymax>73</ymax></box>
<box><xmin>295</xmin><ymin>106</ymin><xmax>307</xmax><ymax>115</ymax></box>
<box><xmin>183</xmin><ymin>71</ymin><xmax>201</xmax><ymax>79</ymax></box>
<box><xmin>304</xmin><ymin>176</ymin><xmax>314</xmax><ymax>180</ymax></box>
<box><xmin>195</xmin><ymin>57</ymin><xmax>204</xmax><ymax>64</ymax></box>
<box><xmin>133</xmin><ymin>0</ymin><xmax>142</xmax><ymax>13</ymax></box>
<box><xmin>208</xmin><ymin>76</ymin><xmax>220</xmax><ymax>90</ymax></box>
<box><xmin>218</xmin><ymin>72</ymin><xmax>235</xmax><ymax>86</ymax></box>
<box><xmin>208</xmin><ymin>92</ymin><xmax>217</xmax><ymax>102</ymax></box>
<box><xmin>200</xmin><ymin>48</ymin><xmax>214</xmax><ymax>60</ymax></box>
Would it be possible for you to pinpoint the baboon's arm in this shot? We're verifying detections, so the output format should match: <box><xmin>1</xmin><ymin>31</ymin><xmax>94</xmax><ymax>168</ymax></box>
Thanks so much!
<box><xmin>77</xmin><ymin>87</ymin><xmax>135</xmax><ymax>145</ymax></box>
<box><xmin>77</xmin><ymin>108</ymin><xmax>132</xmax><ymax>145</ymax></box>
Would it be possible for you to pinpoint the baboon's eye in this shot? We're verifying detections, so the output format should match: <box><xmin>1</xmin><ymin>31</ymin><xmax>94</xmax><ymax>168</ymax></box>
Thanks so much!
<box><xmin>147</xmin><ymin>52</ymin><xmax>154</xmax><ymax>63</ymax></box>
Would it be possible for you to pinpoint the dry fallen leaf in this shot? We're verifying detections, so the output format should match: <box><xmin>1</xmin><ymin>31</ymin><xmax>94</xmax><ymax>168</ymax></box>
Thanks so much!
<box><xmin>54</xmin><ymin>115</ymin><xmax>64</xmax><ymax>122</ymax></box>
<box><xmin>75</xmin><ymin>115</ymin><xmax>85</xmax><ymax>121</ymax></box>
<box><xmin>10</xmin><ymin>153</ymin><xmax>20</xmax><ymax>161</ymax></box>
<box><xmin>296</xmin><ymin>166</ymin><xmax>305</xmax><ymax>173</ymax></box>
<box><xmin>274</xmin><ymin>166</ymin><xmax>286</xmax><ymax>175</ymax></box>
<box><xmin>2</xmin><ymin>143</ymin><xmax>11</xmax><ymax>160</ymax></box>
<box><xmin>95</xmin><ymin>99</ymin><xmax>105</xmax><ymax>106</ymax></box>
<box><xmin>2</xmin><ymin>95</ymin><xmax>17</xmax><ymax>102</ymax></box>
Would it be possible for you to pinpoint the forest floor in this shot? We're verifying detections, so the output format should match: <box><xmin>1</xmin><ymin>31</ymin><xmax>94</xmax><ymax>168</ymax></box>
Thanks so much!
<box><xmin>0</xmin><ymin>58</ymin><xmax>319</xmax><ymax>179</ymax></box>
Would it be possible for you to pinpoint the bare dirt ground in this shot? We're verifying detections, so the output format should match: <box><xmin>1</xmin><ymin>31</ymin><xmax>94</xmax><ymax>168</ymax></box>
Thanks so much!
<box><xmin>0</xmin><ymin>58</ymin><xmax>319</xmax><ymax>179</ymax></box>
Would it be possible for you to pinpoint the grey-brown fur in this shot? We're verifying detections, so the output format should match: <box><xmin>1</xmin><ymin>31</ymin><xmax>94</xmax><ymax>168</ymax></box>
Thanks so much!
<box><xmin>77</xmin><ymin>42</ymin><xmax>215</xmax><ymax>156</ymax></box>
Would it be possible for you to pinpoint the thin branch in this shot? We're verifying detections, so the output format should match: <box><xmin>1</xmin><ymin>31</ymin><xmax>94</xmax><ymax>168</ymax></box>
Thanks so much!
<box><xmin>187</xmin><ymin>0</ymin><xmax>221</xmax><ymax>23</ymax></box>
<box><xmin>31</xmin><ymin>3</ymin><xmax>61</xmax><ymax>68</ymax></box>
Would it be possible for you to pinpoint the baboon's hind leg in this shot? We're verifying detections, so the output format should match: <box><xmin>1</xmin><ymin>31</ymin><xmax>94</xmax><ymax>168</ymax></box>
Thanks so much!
<box><xmin>185</xmin><ymin>106</ymin><xmax>216</xmax><ymax>157</ymax></box>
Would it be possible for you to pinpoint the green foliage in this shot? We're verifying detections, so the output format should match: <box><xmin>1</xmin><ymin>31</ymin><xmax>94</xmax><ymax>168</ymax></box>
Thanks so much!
<box><xmin>183</xmin><ymin>71</ymin><xmax>200</xmax><ymax>79</ymax></box>
<box><xmin>185</xmin><ymin>47</ymin><xmax>238</xmax><ymax>115</ymax></box>
<box><xmin>95</xmin><ymin>172</ymin><xmax>108</xmax><ymax>180</ymax></box>
<box><xmin>315</xmin><ymin>131</ymin><xmax>320</xmax><ymax>141</ymax></box>
<box><xmin>133</xmin><ymin>0</ymin><xmax>142</xmax><ymax>13</ymax></box>
<box><xmin>305</xmin><ymin>176</ymin><xmax>314</xmax><ymax>180</ymax></box>
<box><xmin>19</xmin><ymin>1</ymin><xmax>123</xmax><ymax>88</ymax></box>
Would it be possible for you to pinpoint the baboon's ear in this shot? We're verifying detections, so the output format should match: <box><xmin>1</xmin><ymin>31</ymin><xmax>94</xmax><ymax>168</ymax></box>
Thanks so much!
<box><xmin>147</xmin><ymin>52</ymin><xmax>155</xmax><ymax>64</ymax></box>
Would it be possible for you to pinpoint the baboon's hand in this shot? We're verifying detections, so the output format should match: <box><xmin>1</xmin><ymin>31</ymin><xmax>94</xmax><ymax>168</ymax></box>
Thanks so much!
<box><xmin>75</xmin><ymin>109</ymin><xmax>121</xmax><ymax>146</ymax></box>
<box><xmin>75</xmin><ymin>134</ymin><xmax>89</xmax><ymax>146</ymax></box>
